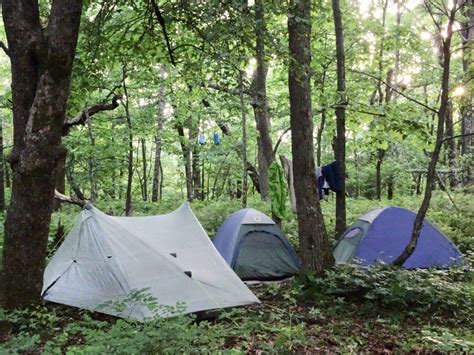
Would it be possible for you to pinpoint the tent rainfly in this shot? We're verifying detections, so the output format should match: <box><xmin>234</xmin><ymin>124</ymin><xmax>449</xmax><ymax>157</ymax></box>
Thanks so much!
<box><xmin>213</xmin><ymin>208</ymin><xmax>301</xmax><ymax>281</ymax></box>
<box><xmin>333</xmin><ymin>206</ymin><xmax>464</xmax><ymax>269</ymax></box>
<box><xmin>42</xmin><ymin>203</ymin><xmax>259</xmax><ymax>321</ymax></box>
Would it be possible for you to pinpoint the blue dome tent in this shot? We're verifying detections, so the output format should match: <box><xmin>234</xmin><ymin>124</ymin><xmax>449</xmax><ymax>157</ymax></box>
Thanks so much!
<box><xmin>213</xmin><ymin>209</ymin><xmax>300</xmax><ymax>281</ymax></box>
<box><xmin>333</xmin><ymin>206</ymin><xmax>463</xmax><ymax>269</ymax></box>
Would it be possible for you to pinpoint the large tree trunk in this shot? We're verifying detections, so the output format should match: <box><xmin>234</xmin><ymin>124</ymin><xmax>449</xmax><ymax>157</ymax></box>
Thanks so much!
<box><xmin>288</xmin><ymin>0</ymin><xmax>334</xmax><ymax>274</ymax></box>
<box><xmin>2</xmin><ymin>0</ymin><xmax>83</xmax><ymax>309</ymax></box>
<box><xmin>152</xmin><ymin>78</ymin><xmax>166</xmax><ymax>202</ymax></box>
<box><xmin>252</xmin><ymin>0</ymin><xmax>273</xmax><ymax>201</ymax></box>
<box><xmin>331</xmin><ymin>0</ymin><xmax>347</xmax><ymax>238</ymax></box>
<box><xmin>393</xmin><ymin>4</ymin><xmax>456</xmax><ymax>266</ymax></box>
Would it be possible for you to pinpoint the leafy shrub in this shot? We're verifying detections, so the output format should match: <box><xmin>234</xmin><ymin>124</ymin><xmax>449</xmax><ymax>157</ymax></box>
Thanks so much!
<box><xmin>297</xmin><ymin>263</ymin><xmax>473</xmax><ymax>325</ymax></box>
<box><xmin>419</xmin><ymin>327</ymin><xmax>474</xmax><ymax>352</ymax></box>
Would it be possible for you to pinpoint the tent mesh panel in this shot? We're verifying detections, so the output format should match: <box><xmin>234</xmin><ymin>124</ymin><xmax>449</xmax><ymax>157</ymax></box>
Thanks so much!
<box><xmin>234</xmin><ymin>231</ymin><xmax>299</xmax><ymax>280</ymax></box>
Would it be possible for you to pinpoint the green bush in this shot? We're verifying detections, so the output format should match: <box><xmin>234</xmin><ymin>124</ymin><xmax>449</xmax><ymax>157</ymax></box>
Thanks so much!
<box><xmin>297</xmin><ymin>263</ymin><xmax>473</xmax><ymax>325</ymax></box>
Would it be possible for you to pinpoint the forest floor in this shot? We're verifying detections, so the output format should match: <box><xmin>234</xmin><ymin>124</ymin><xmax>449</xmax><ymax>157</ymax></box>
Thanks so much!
<box><xmin>0</xmin><ymin>277</ymin><xmax>472</xmax><ymax>353</ymax></box>
<box><xmin>0</xmin><ymin>191</ymin><xmax>473</xmax><ymax>353</ymax></box>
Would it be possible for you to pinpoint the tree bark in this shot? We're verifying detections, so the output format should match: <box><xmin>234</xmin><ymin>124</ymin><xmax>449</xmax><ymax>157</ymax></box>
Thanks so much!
<box><xmin>152</xmin><ymin>78</ymin><xmax>166</xmax><ymax>202</ymax></box>
<box><xmin>288</xmin><ymin>0</ymin><xmax>334</xmax><ymax>274</ymax></box>
<box><xmin>393</xmin><ymin>4</ymin><xmax>456</xmax><ymax>266</ymax></box>
<box><xmin>460</xmin><ymin>0</ymin><xmax>473</xmax><ymax>184</ymax></box>
<box><xmin>375</xmin><ymin>149</ymin><xmax>385</xmax><ymax>200</ymax></box>
<box><xmin>444</xmin><ymin>103</ymin><xmax>457</xmax><ymax>187</ymax></box>
<box><xmin>189</xmin><ymin>117</ymin><xmax>202</xmax><ymax>200</ymax></box>
<box><xmin>252</xmin><ymin>0</ymin><xmax>273</xmax><ymax>202</ymax></box>
<box><xmin>373</xmin><ymin>0</ymin><xmax>388</xmax><ymax>196</ymax></box>
<box><xmin>176</xmin><ymin>122</ymin><xmax>193</xmax><ymax>201</ymax></box>
<box><xmin>0</xmin><ymin>116</ymin><xmax>4</xmax><ymax>211</ymax></box>
<box><xmin>141</xmin><ymin>138</ymin><xmax>148</xmax><ymax>201</ymax></box>
<box><xmin>239</xmin><ymin>72</ymin><xmax>248</xmax><ymax>208</ymax></box>
<box><xmin>2</xmin><ymin>0</ymin><xmax>83</xmax><ymax>308</ymax></box>
<box><xmin>87</xmin><ymin>114</ymin><xmax>97</xmax><ymax>202</ymax></box>
<box><xmin>122</xmin><ymin>74</ymin><xmax>134</xmax><ymax>216</ymax></box>
<box><xmin>315</xmin><ymin>66</ymin><xmax>328</xmax><ymax>167</ymax></box>
<box><xmin>52</xmin><ymin>155</ymin><xmax>66</xmax><ymax>211</ymax></box>
<box><xmin>331</xmin><ymin>0</ymin><xmax>347</xmax><ymax>238</ymax></box>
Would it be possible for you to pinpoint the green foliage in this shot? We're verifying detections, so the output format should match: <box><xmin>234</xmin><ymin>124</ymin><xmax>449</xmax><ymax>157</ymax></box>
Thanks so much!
<box><xmin>97</xmin><ymin>288</ymin><xmax>187</xmax><ymax>320</ymax></box>
<box><xmin>64</xmin><ymin>314</ymin><xmax>225</xmax><ymax>354</ymax></box>
<box><xmin>418</xmin><ymin>327</ymin><xmax>474</xmax><ymax>352</ymax></box>
<box><xmin>297</xmin><ymin>263</ymin><xmax>473</xmax><ymax>325</ymax></box>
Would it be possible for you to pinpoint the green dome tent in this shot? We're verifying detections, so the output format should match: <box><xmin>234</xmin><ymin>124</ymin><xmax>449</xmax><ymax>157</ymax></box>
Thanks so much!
<box><xmin>212</xmin><ymin>208</ymin><xmax>301</xmax><ymax>281</ymax></box>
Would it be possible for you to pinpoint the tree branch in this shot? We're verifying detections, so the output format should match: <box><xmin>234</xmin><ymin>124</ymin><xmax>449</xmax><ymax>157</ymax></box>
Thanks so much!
<box><xmin>150</xmin><ymin>0</ymin><xmax>176</xmax><ymax>66</ymax></box>
<box><xmin>272</xmin><ymin>127</ymin><xmax>291</xmax><ymax>159</ymax></box>
<box><xmin>62</xmin><ymin>94</ymin><xmax>122</xmax><ymax>135</ymax></box>
<box><xmin>349</xmin><ymin>69</ymin><xmax>439</xmax><ymax>113</ymax></box>
<box><xmin>441</xmin><ymin>132</ymin><xmax>474</xmax><ymax>143</ymax></box>
<box><xmin>0</xmin><ymin>41</ymin><xmax>10</xmax><ymax>56</ymax></box>
<box><xmin>54</xmin><ymin>190</ymin><xmax>85</xmax><ymax>208</ymax></box>
<box><xmin>205</xmin><ymin>82</ymin><xmax>254</xmax><ymax>97</ymax></box>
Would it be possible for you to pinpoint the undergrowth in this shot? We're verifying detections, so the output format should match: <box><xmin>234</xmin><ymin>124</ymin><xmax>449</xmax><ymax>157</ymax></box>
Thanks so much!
<box><xmin>0</xmin><ymin>192</ymin><xmax>473</xmax><ymax>352</ymax></box>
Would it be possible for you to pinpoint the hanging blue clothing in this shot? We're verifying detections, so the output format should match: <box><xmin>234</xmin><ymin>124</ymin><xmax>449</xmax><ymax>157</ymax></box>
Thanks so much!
<box><xmin>198</xmin><ymin>134</ymin><xmax>206</xmax><ymax>145</ymax></box>
<box><xmin>322</xmin><ymin>161</ymin><xmax>342</xmax><ymax>192</ymax></box>
<box><xmin>213</xmin><ymin>132</ymin><xmax>221</xmax><ymax>145</ymax></box>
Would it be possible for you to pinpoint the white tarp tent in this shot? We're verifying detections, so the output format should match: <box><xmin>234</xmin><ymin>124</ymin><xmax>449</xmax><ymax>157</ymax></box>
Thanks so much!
<box><xmin>42</xmin><ymin>203</ymin><xmax>259</xmax><ymax>320</ymax></box>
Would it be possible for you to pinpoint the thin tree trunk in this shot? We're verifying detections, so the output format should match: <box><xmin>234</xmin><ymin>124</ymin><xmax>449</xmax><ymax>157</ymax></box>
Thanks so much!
<box><xmin>4</xmin><ymin>153</ymin><xmax>10</xmax><ymax>189</ymax></box>
<box><xmin>0</xmin><ymin>116</ymin><xmax>5</xmax><ymax>211</ymax></box>
<box><xmin>252</xmin><ymin>0</ymin><xmax>273</xmax><ymax>201</ymax></box>
<box><xmin>2</xmin><ymin>0</ymin><xmax>83</xmax><ymax>308</ymax></box>
<box><xmin>375</xmin><ymin>149</ymin><xmax>385</xmax><ymax>200</ymax></box>
<box><xmin>141</xmin><ymin>138</ymin><xmax>148</xmax><ymax>201</ymax></box>
<box><xmin>152</xmin><ymin>78</ymin><xmax>165</xmax><ymax>202</ymax></box>
<box><xmin>373</xmin><ymin>0</ymin><xmax>389</xmax><ymax>196</ymax></box>
<box><xmin>52</xmin><ymin>155</ymin><xmax>66</xmax><ymax>211</ymax></box>
<box><xmin>444</xmin><ymin>103</ymin><xmax>457</xmax><ymax>187</ymax></box>
<box><xmin>159</xmin><ymin>161</ymin><xmax>164</xmax><ymax>200</ymax></box>
<box><xmin>331</xmin><ymin>0</ymin><xmax>347</xmax><ymax>238</ymax></box>
<box><xmin>190</xmin><ymin>117</ymin><xmax>201</xmax><ymax>200</ymax></box>
<box><xmin>87</xmin><ymin>114</ymin><xmax>97</xmax><ymax>202</ymax></box>
<box><xmin>460</xmin><ymin>0</ymin><xmax>473</xmax><ymax>184</ymax></box>
<box><xmin>66</xmin><ymin>157</ymin><xmax>85</xmax><ymax>201</ymax></box>
<box><xmin>315</xmin><ymin>66</ymin><xmax>328</xmax><ymax>167</ymax></box>
<box><xmin>288</xmin><ymin>0</ymin><xmax>334</xmax><ymax>274</ymax></box>
<box><xmin>393</xmin><ymin>4</ymin><xmax>456</xmax><ymax>266</ymax></box>
<box><xmin>122</xmin><ymin>74</ymin><xmax>133</xmax><ymax>216</ymax></box>
<box><xmin>239</xmin><ymin>72</ymin><xmax>248</xmax><ymax>208</ymax></box>
<box><xmin>176</xmin><ymin>122</ymin><xmax>193</xmax><ymax>201</ymax></box>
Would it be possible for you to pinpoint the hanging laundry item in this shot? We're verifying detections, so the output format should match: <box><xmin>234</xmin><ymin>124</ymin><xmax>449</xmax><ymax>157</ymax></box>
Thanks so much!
<box><xmin>213</xmin><ymin>132</ymin><xmax>221</xmax><ymax>145</ymax></box>
<box><xmin>315</xmin><ymin>166</ymin><xmax>325</xmax><ymax>199</ymax></box>
<box><xmin>198</xmin><ymin>134</ymin><xmax>206</xmax><ymax>145</ymax></box>
<box><xmin>322</xmin><ymin>161</ymin><xmax>342</xmax><ymax>192</ymax></box>
<box><xmin>269</xmin><ymin>162</ymin><xmax>289</xmax><ymax>220</ymax></box>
